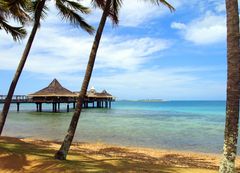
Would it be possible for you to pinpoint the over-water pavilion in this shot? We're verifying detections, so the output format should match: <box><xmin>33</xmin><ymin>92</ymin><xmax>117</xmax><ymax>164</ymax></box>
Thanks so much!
<box><xmin>0</xmin><ymin>79</ymin><xmax>115</xmax><ymax>112</ymax></box>
<box><xmin>28</xmin><ymin>79</ymin><xmax>115</xmax><ymax>112</ymax></box>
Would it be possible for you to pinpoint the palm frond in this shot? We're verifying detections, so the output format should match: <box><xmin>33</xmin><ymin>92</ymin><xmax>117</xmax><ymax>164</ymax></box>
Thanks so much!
<box><xmin>91</xmin><ymin>0</ymin><xmax>122</xmax><ymax>25</ymax></box>
<box><xmin>0</xmin><ymin>1</ymin><xmax>7</xmax><ymax>10</ymax></box>
<box><xmin>56</xmin><ymin>0</ymin><xmax>94</xmax><ymax>34</ymax></box>
<box><xmin>0</xmin><ymin>16</ymin><xmax>26</xmax><ymax>41</ymax></box>
<box><xmin>62</xmin><ymin>0</ymin><xmax>91</xmax><ymax>14</ymax></box>
<box><xmin>146</xmin><ymin>0</ymin><xmax>175</xmax><ymax>12</ymax></box>
<box><xmin>3</xmin><ymin>0</ymin><xmax>32</xmax><ymax>24</ymax></box>
<box><xmin>32</xmin><ymin>0</ymin><xmax>48</xmax><ymax>23</ymax></box>
<box><xmin>8</xmin><ymin>0</ymin><xmax>32</xmax><ymax>11</ymax></box>
<box><xmin>109</xmin><ymin>0</ymin><xmax>122</xmax><ymax>25</ymax></box>
<box><xmin>91</xmin><ymin>0</ymin><xmax>105</xmax><ymax>9</ymax></box>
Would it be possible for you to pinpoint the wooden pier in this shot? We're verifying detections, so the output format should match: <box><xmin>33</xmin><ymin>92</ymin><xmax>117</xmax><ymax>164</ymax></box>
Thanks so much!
<box><xmin>0</xmin><ymin>95</ymin><xmax>114</xmax><ymax>112</ymax></box>
<box><xmin>0</xmin><ymin>79</ymin><xmax>115</xmax><ymax>113</ymax></box>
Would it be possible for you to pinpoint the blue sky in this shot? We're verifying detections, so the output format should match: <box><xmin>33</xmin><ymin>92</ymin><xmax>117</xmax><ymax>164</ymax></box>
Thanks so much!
<box><xmin>0</xmin><ymin>0</ymin><xmax>227</xmax><ymax>100</ymax></box>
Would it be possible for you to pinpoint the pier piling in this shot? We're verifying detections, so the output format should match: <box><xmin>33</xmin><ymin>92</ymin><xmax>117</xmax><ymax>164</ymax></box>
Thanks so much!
<box><xmin>17</xmin><ymin>103</ymin><xmax>20</xmax><ymax>112</ymax></box>
<box><xmin>67</xmin><ymin>104</ymin><xmax>69</xmax><ymax>112</ymax></box>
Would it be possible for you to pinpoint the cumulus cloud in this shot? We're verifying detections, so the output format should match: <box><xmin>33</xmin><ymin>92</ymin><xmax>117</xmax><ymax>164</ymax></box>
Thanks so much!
<box><xmin>170</xmin><ymin>0</ymin><xmax>226</xmax><ymax>45</ymax></box>
<box><xmin>171</xmin><ymin>13</ymin><xmax>226</xmax><ymax>45</ymax></box>
<box><xmin>0</xmin><ymin>25</ymin><xmax>171</xmax><ymax>75</ymax></box>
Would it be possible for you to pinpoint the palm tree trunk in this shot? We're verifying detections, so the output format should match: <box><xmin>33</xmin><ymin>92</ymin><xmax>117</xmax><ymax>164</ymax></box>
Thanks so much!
<box><xmin>0</xmin><ymin>0</ymin><xmax>46</xmax><ymax>135</ymax></box>
<box><xmin>54</xmin><ymin>0</ymin><xmax>111</xmax><ymax>160</ymax></box>
<box><xmin>219</xmin><ymin>0</ymin><xmax>240</xmax><ymax>172</ymax></box>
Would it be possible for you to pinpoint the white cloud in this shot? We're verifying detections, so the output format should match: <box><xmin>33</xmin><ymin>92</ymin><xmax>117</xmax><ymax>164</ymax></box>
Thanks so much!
<box><xmin>0</xmin><ymin>0</ymin><xmax>227</xmax><ymax>100</ymax></box>
<box><xmin>215</xmin><ymin>3</ymin><xmax>225</xmax><ymax>13</ymax></box>
<box><xmin>50</xmin><ymin>66</ymin><xmax>226</xmax><ymax>100</ymax></box>
<box><xmin>81</xmin><ymin>0</ymin><xmax>181</xmax><ymax>27</ymax></box>
<box><xmin>96</xmin><ymin>37</ymin><xmax>170</xmax><ymax>70</ymax></box>
<box><xmin>186</xmin><ymin>14</ymin><xmax>226</xmax><ymax>44</ymax></box>
<box><xmin>119</xmin><ymin>0</ymin><xmax>173</xmax><ymax>27</ymax></box>
<box><xmin>0</xmin><ymin>24</ymin><xmax>171</xmax><ymax>75</ymax></box>
<box><xmin>170</xmin><ymin>0</ymin><xmax>226</xmax><ymax>45</ymax></box>
<box><xmin>171</xmin><ymin>22</ymin><xmax>186</xmax><ymax>30</ymax></box>
<box><xmin>172</xmin><ymin>13</ymin><xmax>226</xmax><ymax>45</ymax></box>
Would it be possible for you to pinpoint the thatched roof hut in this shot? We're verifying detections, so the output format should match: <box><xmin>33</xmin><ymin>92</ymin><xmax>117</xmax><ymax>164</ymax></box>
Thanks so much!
<box><xmin>21</xmin><ymin>79</ymin><xmax>114</xmax><ymax>112</ymax></box>
<box><xmin>29</xmin><ymin>79</ymin><xmax>77</xmax><ymax>97</ymax></box>
<box><xmin>87</xmin><ymin>89</ymin><xmax>113</xmax><ymax>99</ymax></box>
<box><xmin>29</xmin><ymin>79</ymin><xmax>115</xmax><ymax>102</ymax></box>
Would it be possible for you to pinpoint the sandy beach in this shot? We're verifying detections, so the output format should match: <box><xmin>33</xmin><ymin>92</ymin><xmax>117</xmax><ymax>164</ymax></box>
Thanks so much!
<box><xmin>0</xmin><ymin>136</ymin><xmax>239</xmax><ymax>173</ymax></box>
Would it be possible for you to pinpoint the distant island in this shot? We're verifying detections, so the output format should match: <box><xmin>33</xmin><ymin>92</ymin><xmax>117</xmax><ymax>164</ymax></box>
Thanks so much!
<box><xmin>118</xmin><ymin>99</ymin><xmax>165</xmax><ymax>102</ymax></box>
<box><xmin>137</xmin><ymin>99</ymin><xmax>165</xmax><ymax>102</ymax></box>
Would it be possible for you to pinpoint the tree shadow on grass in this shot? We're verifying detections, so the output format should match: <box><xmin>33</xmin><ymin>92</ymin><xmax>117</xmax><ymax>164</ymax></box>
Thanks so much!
<box><xmin>0</xmin><ymin>137</ymin><xmax>220</xmax><ymax>173</ymax></box>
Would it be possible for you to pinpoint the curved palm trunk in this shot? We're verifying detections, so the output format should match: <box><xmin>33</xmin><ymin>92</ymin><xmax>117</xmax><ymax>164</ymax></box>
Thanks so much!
<box><xmin>219</xmin><ymin>0</ymin><xmax>240</xmax><ymax>172</ymax></box>
<box><xmin>0</xmin><ymin>0</ymin><xmax>46</xmax><ymax>135</ymax></box>
<box><xmin>54</xmin><ymin>0</ymin><xmax>111</xmax><ymax>160</ymax></box>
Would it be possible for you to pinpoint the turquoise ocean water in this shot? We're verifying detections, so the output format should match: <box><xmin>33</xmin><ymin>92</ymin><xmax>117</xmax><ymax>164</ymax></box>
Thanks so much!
<box><xmin>0</xmin><ymin>101</ymin><xmax>229</xmax><ymax>153</ymax></box>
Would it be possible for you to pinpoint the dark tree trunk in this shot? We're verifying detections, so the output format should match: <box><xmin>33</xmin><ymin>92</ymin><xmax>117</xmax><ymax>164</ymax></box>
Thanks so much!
<box><xmin>0</xmin><ymin>0</ymin><xmax>46</xmax><ymax>135</ymax></box>
<box><xmin>219</xmin><ymin>0</ymin><xmax>240</xmax><ymax>172</ymax></box>
<box><xmin>54</xmin><ymin>0</ymin><xmax>111</xmax><ymax>160</ymax></box>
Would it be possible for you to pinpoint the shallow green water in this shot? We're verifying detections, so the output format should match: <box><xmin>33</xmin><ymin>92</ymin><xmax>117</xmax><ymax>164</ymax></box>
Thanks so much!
<box><xmin>1</xmin><ymin>101</ymin><xmax>228</xmax><ymax>153</ymax></box>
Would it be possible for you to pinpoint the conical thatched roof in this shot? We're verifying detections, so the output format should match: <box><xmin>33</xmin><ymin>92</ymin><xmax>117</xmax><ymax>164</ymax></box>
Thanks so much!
<box><xmin>87</xmin><ymin>89</ymin><xmax>113</xmax><ymax>98</ymax></box>
<box><xmin>28</xmin><ymin>79</ymin><xmax>77</xmax><ymax>97</ymax></box>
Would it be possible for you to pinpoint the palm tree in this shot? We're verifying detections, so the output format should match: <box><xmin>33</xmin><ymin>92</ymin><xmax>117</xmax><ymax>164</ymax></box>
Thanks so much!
<box><xmin>0</xmin><ymin>0</ymin><xmax>94</xmax><ymax>135</ymax></box>
<box><xmin>0</xmin><ymin>0</ymin><xmax>31</xmax><ymax>41</ymax></box>
<box><xmin>55</xmin><ymin>0</ymin><xmax>174</xmax><ymax>160</ymax></box>
<box><xmin>219</xmin><ymin>0</ymin><xmax>240</xmax><ymax>172</ymax></box>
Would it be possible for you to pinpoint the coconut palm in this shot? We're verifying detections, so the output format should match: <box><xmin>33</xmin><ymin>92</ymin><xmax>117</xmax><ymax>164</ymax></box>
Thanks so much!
<box><xmin>0</xmin><ymin>0</ymin><xmax>31</xmax><ymax>40</ymax></box>
<box><xmin>219</xmin><ymin>0</ymin><xmax>240</xmax><ymax>172</ymax></box>
<box><xmin>55</xmin><ymin>0</ymin><xmax>174</xmax><ymax>160</ymax></box>
<box><xmin>0</xmin><ymin>0</ymin><xmax>94</xmax><ymax>135</ymax></box>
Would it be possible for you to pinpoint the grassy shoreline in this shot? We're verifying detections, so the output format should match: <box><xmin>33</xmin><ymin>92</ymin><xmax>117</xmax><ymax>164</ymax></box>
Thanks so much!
<box><xmin>0</xmin><ymin>136</ymin><xmax>239</xmax><ymax>173</ymax></box>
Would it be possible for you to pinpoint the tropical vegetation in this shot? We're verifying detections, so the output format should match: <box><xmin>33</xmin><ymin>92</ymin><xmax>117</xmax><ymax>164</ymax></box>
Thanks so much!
<box><xmin>0</xmin><ymin>0</ymin><xmax>94</xmax><ymax>135</ymax></box>
<box><xmin>0</xmin><ymin>0</ymin><xmax>31</xmax><ymax>40</ymax></box>
<box><xmin>2</xmin><ymin>0</ymin><xmax>240</xmax><ymax>172</ymax></box>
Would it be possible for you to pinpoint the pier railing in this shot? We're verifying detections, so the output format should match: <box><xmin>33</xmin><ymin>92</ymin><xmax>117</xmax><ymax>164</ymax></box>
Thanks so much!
<box><xmin>0</xmin><ymin>95</ymin><xmax>29</xmax><ymax>103</ymax></box>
